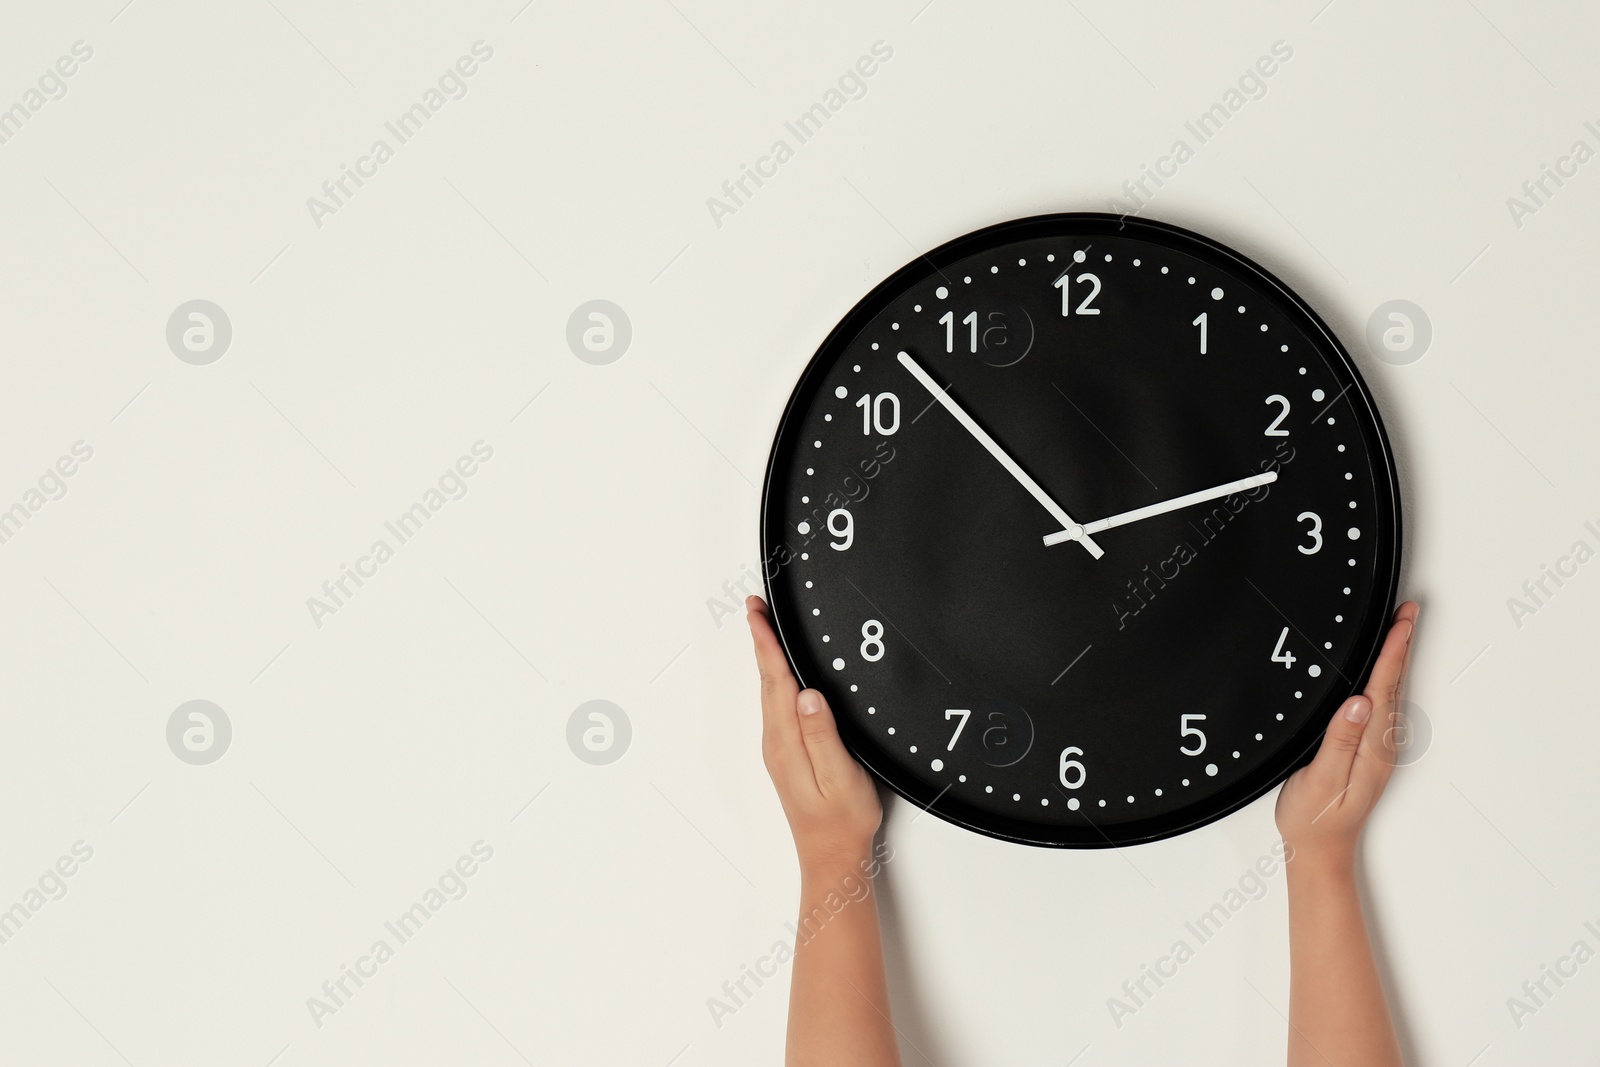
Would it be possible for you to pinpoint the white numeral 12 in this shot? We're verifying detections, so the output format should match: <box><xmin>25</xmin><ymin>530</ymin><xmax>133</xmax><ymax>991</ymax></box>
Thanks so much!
<box><xmin>1054</xmin><ymin>273</ymin><xmax>1102</xmax><ymax>316</ymax></box>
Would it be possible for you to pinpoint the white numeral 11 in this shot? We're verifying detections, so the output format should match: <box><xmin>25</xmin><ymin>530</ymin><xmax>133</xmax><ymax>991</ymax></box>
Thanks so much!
<box><xmin>939</xmin><ymin>310</ymin><xmax>977</xmax><ymax>353</ymax></box>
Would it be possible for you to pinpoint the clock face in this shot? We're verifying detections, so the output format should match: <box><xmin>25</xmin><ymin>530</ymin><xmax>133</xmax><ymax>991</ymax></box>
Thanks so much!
<box><xmin>760</xmin><ymin>214</ymin><xmax>1401</xmax><ymax>848</ymax></box>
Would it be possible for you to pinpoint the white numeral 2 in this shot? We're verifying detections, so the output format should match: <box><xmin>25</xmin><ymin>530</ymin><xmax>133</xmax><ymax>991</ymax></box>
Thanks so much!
<box><xmin>1264</xmin><ymin>394</ymin><xmax>1291</xmax><ymax>436</ymax></box>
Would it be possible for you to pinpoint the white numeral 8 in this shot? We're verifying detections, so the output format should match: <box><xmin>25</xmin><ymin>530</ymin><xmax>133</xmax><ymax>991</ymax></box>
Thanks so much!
<box><xmin>860</xmin><ymin>619</ymin><xmax>885</xmax><ymax>662</ymax></box>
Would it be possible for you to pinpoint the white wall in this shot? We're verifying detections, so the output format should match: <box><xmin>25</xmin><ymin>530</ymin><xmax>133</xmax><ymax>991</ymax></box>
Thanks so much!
<box><xmin>0</xmin><ymin>1</ymin><xmax>1595</xmax><ymax>1064</ymax></box>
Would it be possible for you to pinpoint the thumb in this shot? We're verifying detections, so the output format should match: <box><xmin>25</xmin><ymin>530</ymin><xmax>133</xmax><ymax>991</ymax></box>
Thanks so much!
<box><xmin>796</xmin><ymin>689</ymin><xmax>860</xmax><ymax>796</ymax></box>
<box><xmin>1305</xmin><ymin>695</ymin><xmax>1372</xmax><ymax>795</ymax></box>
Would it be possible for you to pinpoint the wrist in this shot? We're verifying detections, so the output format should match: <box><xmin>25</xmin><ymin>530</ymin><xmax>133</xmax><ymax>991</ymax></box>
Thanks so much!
<box><xmin>798</xmin><ymin>841</ymin><xmax>878</xmax><ymax>885</ymax></box>
<box><xmin>1283</xmin><ymin>841</ymin><xmax>1358</xmax><ymax>885</ymax></box>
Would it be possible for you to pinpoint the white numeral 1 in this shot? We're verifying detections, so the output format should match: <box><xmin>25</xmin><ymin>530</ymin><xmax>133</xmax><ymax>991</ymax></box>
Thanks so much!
<box><xmin>1192</xmin><ymin>312</ymin><xmax>1207</xmax><ymax>354</ymax></box>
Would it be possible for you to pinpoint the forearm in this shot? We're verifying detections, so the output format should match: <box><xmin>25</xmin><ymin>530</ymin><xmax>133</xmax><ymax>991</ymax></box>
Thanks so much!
<box><xmin>786</xmin><ymin>855</ymin><xmax>901</xmax><ymax>1067</ymax></box>
<box><xmin>1285</xmin><ymin>854</ymin><xmax>1402</xmax><ymax>1067</ymax></box>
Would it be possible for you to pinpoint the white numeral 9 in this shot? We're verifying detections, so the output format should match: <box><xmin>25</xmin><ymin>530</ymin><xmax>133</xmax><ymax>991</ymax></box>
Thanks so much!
<box><xmin>827</xmin><ymin>508</ymin><xmax>854</xmax><ymax>550</ymax></box>
<box><xmin>1058</xmin><ymin>746</ymin><xmax>1086</xmax><ymax>789</ymax></box>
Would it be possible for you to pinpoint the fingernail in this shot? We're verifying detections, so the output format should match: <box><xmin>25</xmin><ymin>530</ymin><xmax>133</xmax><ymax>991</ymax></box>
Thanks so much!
<box><xmin>798</xmin><ymin>690</ymin><xmax>823</xmax><ymax>716</ymax></box>
<box><xmin>1345</xmin><ymin>697</ymin><xmax>1371</xmax><ymax>724</ymax></box>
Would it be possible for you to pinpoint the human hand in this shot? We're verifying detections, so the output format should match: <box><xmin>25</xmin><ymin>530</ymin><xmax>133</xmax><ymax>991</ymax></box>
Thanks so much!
<box><xmin>1275</xmin><ymin>601</ymin><xmax>1419</xmax><ymax>870</ymax></box>
<box><xmin>747</xmin><ymin>595</ymin><xmax>882</xmax><ymax>875</ymax></box>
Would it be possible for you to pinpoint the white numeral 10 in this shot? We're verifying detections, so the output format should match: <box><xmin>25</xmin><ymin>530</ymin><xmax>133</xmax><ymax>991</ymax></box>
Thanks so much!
<box><xmin>855</xmin><ymin>392</ymin><xmax>900</xmax><ymax>435</ymax></box>
<box><xmin>1058</xmin><ymin>746</ymin><xmax>1087</xmax><ymax>789</ymax></box>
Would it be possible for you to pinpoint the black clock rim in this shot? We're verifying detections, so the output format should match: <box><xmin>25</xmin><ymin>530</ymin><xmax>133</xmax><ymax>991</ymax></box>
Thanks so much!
<box><xmin>759</xmin><ymin>211</ymin><xmax>1402</xmax><ymax>849</ymax></box>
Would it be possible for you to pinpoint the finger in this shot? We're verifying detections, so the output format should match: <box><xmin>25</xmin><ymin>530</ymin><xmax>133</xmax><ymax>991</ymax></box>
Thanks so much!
<box><xmin>1304</xmin><ymin>694</ymin><xmax>1373</xmax><ymax>802</ymax></box>
<box><xmin>1352</xmin><ymin>605</ymin><xmax>1418</xmax><ymax>794</ymax></box>
<box><xmin>1391</xmin><ymin>600</ymin><xmax>1420</xmax><ymax>703</ymax></box>
<box><xmin>746</xmin><ymin>597</ymin><xmax>811</xmax><ymax>788</ymax></box>
<box><xmin>795</xmin><ymin>688</ymin><xmax>863</xmax><ymax>797</ymax></box>
<box><xmin>1363</xmin><ymin>607</ymin><xmax>1416</xmax><ymax>717</ymax></box>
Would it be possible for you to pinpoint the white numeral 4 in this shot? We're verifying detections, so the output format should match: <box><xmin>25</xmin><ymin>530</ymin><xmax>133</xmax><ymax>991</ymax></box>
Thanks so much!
<box><xmin>1271</xmin><ymin>627</ymin><xmax>1296</xmax><ymax>669</ymax></box>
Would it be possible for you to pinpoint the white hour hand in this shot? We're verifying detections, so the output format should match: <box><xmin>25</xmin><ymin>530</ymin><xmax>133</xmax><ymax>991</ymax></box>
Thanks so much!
<box><xmin>1043</xmin><ymin>471</ymin><xmax>1278</xmax><ymax>546</ymax></box>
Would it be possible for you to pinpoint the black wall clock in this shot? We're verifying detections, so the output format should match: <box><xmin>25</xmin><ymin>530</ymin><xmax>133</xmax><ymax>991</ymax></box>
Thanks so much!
<box><xmin>760</xmin><ymin>213</ymin><xmax>1401</xmax><ymax>848</ymax></box>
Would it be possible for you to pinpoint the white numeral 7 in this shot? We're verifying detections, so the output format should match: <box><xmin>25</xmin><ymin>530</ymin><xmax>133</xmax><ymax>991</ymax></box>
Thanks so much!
<box><xmin>944</xmin><ymin>708</ymin><xmax>971</xmax><ymax>751</ymax></box>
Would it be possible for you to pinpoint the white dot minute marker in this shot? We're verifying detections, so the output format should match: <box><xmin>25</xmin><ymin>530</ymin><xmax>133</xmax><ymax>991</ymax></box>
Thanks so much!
<box><xmin>896</xmin><ymin>350</ymin><xmax>1104</xmax><ymax>559</ymax></box>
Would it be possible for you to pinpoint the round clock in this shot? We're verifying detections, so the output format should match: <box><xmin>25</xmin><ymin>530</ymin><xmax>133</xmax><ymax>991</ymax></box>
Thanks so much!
<box><xmin>759</xmin><ymin>213</ymin><xmax>1400</xmax><ymax>848</ymax></box>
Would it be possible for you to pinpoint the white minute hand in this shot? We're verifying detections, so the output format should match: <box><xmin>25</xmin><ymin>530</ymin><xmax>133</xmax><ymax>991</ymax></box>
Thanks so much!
<box><xmin>1042</xmin><ymin>471</ymin><xmax>1279</xmax><ymax>546</ymax></box>
<box><xmin>897</xmin><ymin>350</ymin><xmax>1104</xmax><ymax>559</ymax></box>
